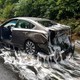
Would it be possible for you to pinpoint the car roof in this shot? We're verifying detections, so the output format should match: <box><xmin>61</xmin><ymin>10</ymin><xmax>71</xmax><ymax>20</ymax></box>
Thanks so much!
<box><xmin>13</xmin><ymin>17</ymin><xmax>50</xmax><ymax>21</ymax></box>
<box><xmin>12</xmin><ymin>17</ymin><xmax>50</xmax><ymax>30</ymax></box>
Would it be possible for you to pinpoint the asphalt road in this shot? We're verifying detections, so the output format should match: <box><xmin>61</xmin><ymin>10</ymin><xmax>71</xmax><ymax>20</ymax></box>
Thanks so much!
<box><xmin>0</xmin><ymin>59</ymin><xmax>18</xmax><ymax>80</ymax></box>
<box><xmin>0</xmin><ymin>40</ymin><xmax>79</xmax><ymax>80</ymax></box>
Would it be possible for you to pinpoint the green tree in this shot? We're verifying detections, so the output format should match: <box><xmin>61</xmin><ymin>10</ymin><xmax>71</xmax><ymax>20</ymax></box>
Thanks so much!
<box><xmin>0</xmin><ymin>0</ymin><xmax>5</xmax><ymax>8</ymax></box>
<box><xmin>56</xmin><ymin>0</ymin><xmax>80</xmax><ymax>19</ymax></box>
<box><xmin>0</xmin><ymin>0</ymin><xmax>80</xmax><ymax>20</ymax></box>
<box><xmin>2</xmin><ymin>4</ymin><xmax>14</xmax><ymax>18</ymax></box>
<box><xmin>14</xmin><ymin>0</ymin><xmax>33</xmax><ymax>17</ymax></box>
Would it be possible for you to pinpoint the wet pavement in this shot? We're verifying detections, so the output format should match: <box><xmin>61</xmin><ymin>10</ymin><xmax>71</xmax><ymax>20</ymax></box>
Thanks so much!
<box><xmin>0</xmin><ymin>59</ymin><xmax>18</xmax><ymax>80</ymax></box>
<box><xmin>0</xmin><ymin>50</ymin><xmax>80</xmax><ymax>80</ymax></box>
<box><xmin>0</xmin><ymin>40</ymin><xmax>80</xmax><ymax>80</ymax></box>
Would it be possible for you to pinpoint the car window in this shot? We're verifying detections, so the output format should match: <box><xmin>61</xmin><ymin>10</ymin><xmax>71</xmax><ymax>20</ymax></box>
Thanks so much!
<box><xmin>3</xmin><ymin>19</ymin><xmax>18</xmax><ymax>28</ymax></box>
<box><xmin>16</xmin><ymin>20</ymin><xmax>34</xmax><ymax>29</ymax></box>
<box><xmin>36</xmin><ymin>20</ymin><xmax>57</xmax><ymax>27</ymax></box>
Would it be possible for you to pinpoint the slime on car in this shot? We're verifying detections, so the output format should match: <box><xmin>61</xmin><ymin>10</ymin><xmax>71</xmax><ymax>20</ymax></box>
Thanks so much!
<box><xmin>0</xmin><ymin>17</ymin><xmax>75</xmax><ymax>60</ymax></box>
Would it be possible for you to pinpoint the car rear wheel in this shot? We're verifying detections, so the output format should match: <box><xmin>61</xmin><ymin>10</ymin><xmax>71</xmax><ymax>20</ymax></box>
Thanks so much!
<box><xmin>25</xmin><ymin>40</ymin><xmax>37</xmax><ymax>54</ymax></box>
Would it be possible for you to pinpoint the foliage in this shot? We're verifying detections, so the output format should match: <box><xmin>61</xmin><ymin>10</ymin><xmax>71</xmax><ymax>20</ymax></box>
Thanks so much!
<box><xmin>58</xmin><ymin>19</ymin><xmax>80</xmax><ymax>33</ymax></box>
<box><xmin>2</xmin><ymin>4</ymin><xmax>15</xmax><ymax>18</ymax></box>
<box><xmin>14</xmin><ymin>0</ymin><xmax>33</xmax><ymax>17</ymax></box>
<box><xmin>0</xmin><ymin>0</ymin><xmax>80</xmax><ymax>34</ymax></box>
<box><xmin>74</xmin><ymin>26</ymin><xmax>80</xmax><ymax>33</ymax></box>
<box><xmin>0</xmin><ymin>0</ymin><xmax>80</xmax><ymax>19</ymax></box>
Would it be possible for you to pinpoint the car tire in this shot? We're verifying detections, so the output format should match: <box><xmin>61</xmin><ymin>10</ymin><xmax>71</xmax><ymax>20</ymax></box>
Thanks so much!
<box><xmin>25</xmin><ymin>40</ymin><xmax>37</xmax><ymax>54</ymax></box>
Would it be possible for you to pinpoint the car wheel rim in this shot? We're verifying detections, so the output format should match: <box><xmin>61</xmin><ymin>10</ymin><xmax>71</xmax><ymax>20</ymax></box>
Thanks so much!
<box><xmin>25</xmin><ymin>41</ymin><xmax>36</xmax><ymax>54</ymax></box>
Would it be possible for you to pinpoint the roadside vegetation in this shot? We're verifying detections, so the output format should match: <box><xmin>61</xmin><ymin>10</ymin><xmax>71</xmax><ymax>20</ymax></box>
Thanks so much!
<box><xmin>0</xmin><ymin>0</ymin><xmax>80</xmax><ymax>39</ymax></box>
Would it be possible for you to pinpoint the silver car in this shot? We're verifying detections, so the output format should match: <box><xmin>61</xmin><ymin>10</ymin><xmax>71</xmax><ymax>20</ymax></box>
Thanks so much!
<box><xmin>0</xmin><ymin>17</ymin><xmax>74</xmax><ymax>60</ymax></box>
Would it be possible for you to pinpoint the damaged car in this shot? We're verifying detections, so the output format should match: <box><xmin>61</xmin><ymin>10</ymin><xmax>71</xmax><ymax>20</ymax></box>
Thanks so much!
<box><xmin>0</xmin><ymin>17</ymin><xmax>75</xmax><ymax>60</ymax></box>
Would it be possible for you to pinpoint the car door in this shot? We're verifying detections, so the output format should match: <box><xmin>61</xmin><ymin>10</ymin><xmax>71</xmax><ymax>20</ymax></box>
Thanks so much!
<box><xmin>12</xmin><ymin>19</ymin><xmax>35</xmax><ymax>47</ymax></box>
<box><xmin>0</xmin><ymin>19</ymin><xmax>18</xmax><ymax>40</ymax></box>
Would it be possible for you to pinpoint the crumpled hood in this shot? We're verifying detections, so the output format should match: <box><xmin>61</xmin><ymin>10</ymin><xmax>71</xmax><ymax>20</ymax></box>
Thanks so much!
<box><xmin>45</xmin><ymin>23</ymin><xmax>70</xmax><ymax>31</ymax></box>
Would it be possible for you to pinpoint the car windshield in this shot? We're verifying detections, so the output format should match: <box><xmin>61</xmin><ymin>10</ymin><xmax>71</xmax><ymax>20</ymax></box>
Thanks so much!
<box><xmin>37</xmin><ymin>20</ymin><xmax>57</xmax><ymax>27</ymax></box>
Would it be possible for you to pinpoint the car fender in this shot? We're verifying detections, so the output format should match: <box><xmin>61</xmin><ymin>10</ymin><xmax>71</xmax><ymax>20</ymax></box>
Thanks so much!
<box><xmin>25</xmin><ymin>32</ymin><xmax>48</xmax><ymax>44</ymax></box>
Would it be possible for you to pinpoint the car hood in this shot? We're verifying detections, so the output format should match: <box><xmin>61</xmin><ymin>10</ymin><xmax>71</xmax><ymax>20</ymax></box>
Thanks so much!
<box><xmin>45</xmin><ymin>23</ymin><xmax>70</xmax><ymax>31</ymax></box>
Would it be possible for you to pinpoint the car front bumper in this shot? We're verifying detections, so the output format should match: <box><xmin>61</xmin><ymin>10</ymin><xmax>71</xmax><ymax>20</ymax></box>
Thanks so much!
<box><xmin>61</xmin><ymin>43</ymin><xmax>75</xmax><ymax>59</ymax></box>
<box><xmin>38</xmin><ymin>42</ymin><xmax>75</xmax><ymax>60</ymax></box>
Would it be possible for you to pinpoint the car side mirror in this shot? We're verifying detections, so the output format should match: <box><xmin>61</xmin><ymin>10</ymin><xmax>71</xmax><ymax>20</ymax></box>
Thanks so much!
<box><xmin>11</xmin><ymin>27</ymin><xmax>14</xmax><ymax>31</ymax></box>
<box><xmin>7</xmin><ymin>25</ymin><xmax>15</xmax><ymax>31</ymax></box>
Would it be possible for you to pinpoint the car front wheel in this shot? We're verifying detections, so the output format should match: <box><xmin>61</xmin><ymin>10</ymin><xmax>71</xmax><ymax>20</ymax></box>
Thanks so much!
<box><xmin>25</xmin><ymin>40</ymin><xmax>37</xmax><ymax>54</ymax></box>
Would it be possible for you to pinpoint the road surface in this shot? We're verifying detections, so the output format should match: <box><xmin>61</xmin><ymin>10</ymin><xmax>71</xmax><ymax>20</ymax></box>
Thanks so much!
<box><xmin>0</xmin><ymin>59</ymin><xmax>18</xmax><ymax>80</ymax></box>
